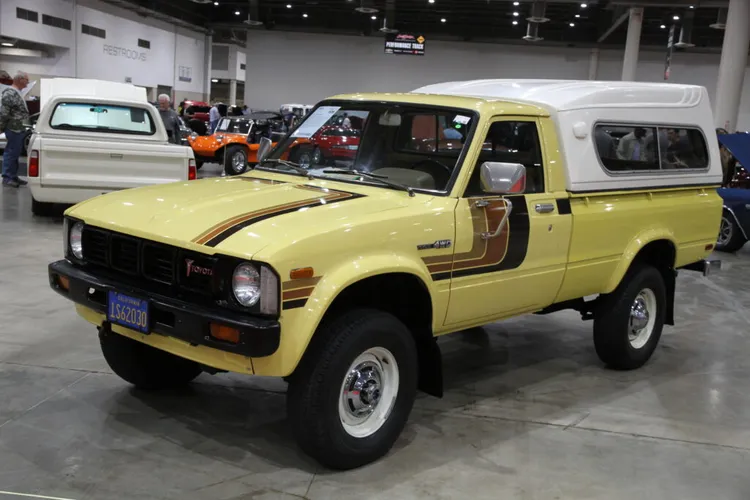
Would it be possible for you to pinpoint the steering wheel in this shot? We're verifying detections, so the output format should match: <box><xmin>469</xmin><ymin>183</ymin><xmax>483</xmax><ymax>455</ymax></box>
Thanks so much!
<box><xmin>409</xmin><ymin>159</ymin><xmax>452</xmax><ymax>176</ymax></box>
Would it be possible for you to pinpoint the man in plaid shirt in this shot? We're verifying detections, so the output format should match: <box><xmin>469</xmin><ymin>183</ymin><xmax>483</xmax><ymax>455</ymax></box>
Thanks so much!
<box><xmin>0</xmin><ymin>71</ymin><xmax>30</xmax><ymax>188</ymax></box>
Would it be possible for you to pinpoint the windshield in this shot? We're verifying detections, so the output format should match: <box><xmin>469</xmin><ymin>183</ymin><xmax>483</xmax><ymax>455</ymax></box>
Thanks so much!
<box><xmin>259</xmin><ymin>101</ymin><xmax>477</xmax><ymax>193</ymax></box>
<box><xmin>217</xmin><ymin>119</ymin><xmax>252</xmax><ymax>134</ymax></box>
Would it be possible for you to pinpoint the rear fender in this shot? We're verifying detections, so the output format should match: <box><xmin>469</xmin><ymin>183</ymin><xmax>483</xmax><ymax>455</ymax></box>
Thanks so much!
<box><xmin>604</xmin><ymin>229</ymin><xmax>677</xmax><ymax>294</ymax></box>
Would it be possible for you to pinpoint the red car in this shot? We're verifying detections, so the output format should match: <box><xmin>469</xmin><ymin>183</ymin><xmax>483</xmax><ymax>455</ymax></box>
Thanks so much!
<box><xmin>310</xmin><ymin>126</ymin><xmax>361</xmax><ymax>164</ymax></box>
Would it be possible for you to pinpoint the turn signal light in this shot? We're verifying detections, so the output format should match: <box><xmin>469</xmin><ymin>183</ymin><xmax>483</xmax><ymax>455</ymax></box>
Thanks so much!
<box><xmin>56</xmin><ymin>275</ymin><xmax>70</xmax><ymax>291</ymax></box>
<box><xmin>188</xmin><ymin>159</ymin><xmax>197</xmax><ymax>180</ymax></box>
<box><xmin>28</xmin><ymin>150</ymin><xmax>40</xmax><ymax>177</ymax></box>
<box><xmin>705</xmin><ymin>244</ymin><xmax>714</xmax><ymax>251</ymax></box>
<box><xmin>210</xmin><ymin>323</ymin><xmax>240</xmax><ymax>344</ymax></box>
<box><xmin>290</xmin><ymin>267</ymin><xmax>314</xmax><ymax>280</ymax></box>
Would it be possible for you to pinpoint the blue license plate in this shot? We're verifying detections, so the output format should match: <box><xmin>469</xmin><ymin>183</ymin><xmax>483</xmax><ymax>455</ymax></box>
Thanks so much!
<box><xmin>107</xmin><ymin>291</ymin><xmax>150</xmax><ymax>334</ymax></box>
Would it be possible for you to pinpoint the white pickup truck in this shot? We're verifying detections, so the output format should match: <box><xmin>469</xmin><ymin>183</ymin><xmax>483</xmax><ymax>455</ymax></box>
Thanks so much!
<box><xmin>27</xmin><ymin>79</ymin><xmax>196</xmax><ymax>215</ymax></box>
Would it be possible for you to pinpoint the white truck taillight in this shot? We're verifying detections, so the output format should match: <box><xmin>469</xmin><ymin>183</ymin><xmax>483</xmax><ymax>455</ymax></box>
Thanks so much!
<box><xmin>29</xmin><ymin>150</ymin><xmax>40</xmax><ymax>177</ymax></box>
<box><xmin>188</xmin><ymin>159</ymin><xmax>197</xmax><ymax>180</ymax></box>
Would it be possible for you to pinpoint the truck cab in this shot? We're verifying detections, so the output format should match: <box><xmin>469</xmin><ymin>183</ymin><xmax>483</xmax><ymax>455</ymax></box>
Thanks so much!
<box><xmin>48</xmin><ymin>79</ymin><xmax>722</xmax><ymax>470</ymax></box>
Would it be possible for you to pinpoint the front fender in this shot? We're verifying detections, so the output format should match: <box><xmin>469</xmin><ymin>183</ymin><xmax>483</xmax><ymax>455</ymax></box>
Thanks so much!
<box><xmin>604</xmin><ymin>228</ymin><xmax>677</xmax><ymax>293</ymax></box>
<box><xmin>251</xmin><ymin>253</ymin><xmax>436</xmax><ymax>377</ymax></box>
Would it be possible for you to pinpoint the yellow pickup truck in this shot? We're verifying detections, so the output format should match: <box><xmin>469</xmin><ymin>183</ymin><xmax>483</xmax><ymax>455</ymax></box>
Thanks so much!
<box><xmin>49</xmin><ymin>80</ymin><xmax>722</xmax><ymax>470</ymax></box>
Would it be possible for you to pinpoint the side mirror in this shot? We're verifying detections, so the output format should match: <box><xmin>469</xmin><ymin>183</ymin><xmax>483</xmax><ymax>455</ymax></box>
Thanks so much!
<box><xmin>257</xmin><ymin>137</ymin><xmax>273</xmax><ymax>163</ymax></box>
<box><xmin>480</xmin><ymin>162</ymin><xmax>526</xmax><ymax>195</ymax></box>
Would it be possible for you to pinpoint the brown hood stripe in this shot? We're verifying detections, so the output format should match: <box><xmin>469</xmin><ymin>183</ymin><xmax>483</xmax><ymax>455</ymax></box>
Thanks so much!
<box><xmin>237</xmin><ymin>177</ymin><xmax>287</xmax><ymax>185</ymax></box>
<box><xmin>192</xmin><ymin>185</ymin><xmax>364</xmax><ymax>247</ymax></box>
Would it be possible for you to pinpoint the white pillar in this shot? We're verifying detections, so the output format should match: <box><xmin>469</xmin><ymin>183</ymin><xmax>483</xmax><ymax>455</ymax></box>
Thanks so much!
<box><xmin>204</xmin><ymin>34</ymin><xmax>213</xmax><ymax>103</ymax></box>
<box><xmin>621</xmin><ymin>7</ymin><xmax>643</xmax><ymax>81</ymax></box>
<box><xmin>588</xmin><ymin>48</ymin><xmax>600</xmax><ymax>80</ymax></box>
<box><xmin>229</xmin><ymin>79</ymin><xmax>237</xmax><ymax>106</ymax></box>
<box><xmin>714</xmin><ymin>0</ymin><xmax>750</xmax><ymax>131</ymax></box>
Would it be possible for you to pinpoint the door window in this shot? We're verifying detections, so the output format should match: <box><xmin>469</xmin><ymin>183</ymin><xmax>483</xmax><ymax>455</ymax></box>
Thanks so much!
<box><xmin>465</xmin><ymin>121</ymin><xmax>545</xmax><ymax>196</ymax></box>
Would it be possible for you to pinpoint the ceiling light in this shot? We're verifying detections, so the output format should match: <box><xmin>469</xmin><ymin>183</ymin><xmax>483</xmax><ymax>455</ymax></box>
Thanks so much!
<box><xmin>371</xmin><ymin>15</ymin><xmax>376</xmax><ymax>19</ymax></box>
<box><xmin>211</xmin><ymin>79</ymin><xmax>218</xmax><ymax>83</ymax></box>
<box><xmin>234</xmin><ymin>10</ymin><xmax>240</xmax><ymax>15</ymax></box>
<box><xmin>569</xmin><ymin>22</ymin><xmax>575</xmax><ymax>27</ymax></box>
<box><xmin>286</xmin><ymin>3</ymin><xmax>292</xmax><ymax>7</ymax></box>
<box><xmin>673</xmin><ymin>15</ymin><xmax>680</xmax><ymax>20</ymax></box>
<box><xmin>213</xmin><ymin>1</ymin><xmax>218</xmax><ymax>5</ymax></box>
<box><xmin>513</xmin><ymin>1</ymin><xmax>519</xmax><ymax>4</ymax></box>
<box><xmin>1</xmin><ymin>42</ymin><xmax>13</xmax><ymax>47</ymax></box>
<box><xmin>512</xmin><ymin>20</ymin><xmax>518</xmax><ymax>25</ymax></box>
<box><xmin>689</xmin><ymin>5</ymin><xmax>694</xmax><ymax>8</ymax></box>
<box><xmin>428</xmin><ymin>0</ymin><xmax>435</xmax><ymax>3</ymax></box>
<box><xmin>513</xmin><ymin>11</ymin><xmax>519</xmax><ymax>16</ymax></box>
<box><xmin>441</xmin><ymin>18</ymin><xmax>446</xmax><ymax>22</ymax></box>
<box><xmin>660</xmin><ymin>24</ymin><xmax>666</xmax><ymax>28</ymax></box>
<box><xmin>580</xmin><ymin>3</ymin><xmax>587</xmax><ymax>7</ymax></box>
<box><xmin>575</xmin><ymin>14</ymin><xmax>580</xmax><ymax>18</ymax></box>
<box><xmin>303</xmin><ymin>13</ymin><xmax>308</xmax><ymax>17</ymax></box>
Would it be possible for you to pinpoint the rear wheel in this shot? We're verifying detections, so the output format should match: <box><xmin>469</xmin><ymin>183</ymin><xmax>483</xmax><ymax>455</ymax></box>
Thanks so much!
<box><xmin>287</xmin><ymin>309</ymin><xmax>418</xmax><ymax>470</ymax></box>
<box><xmin>99</xmin><ymin>327</ymin><xmax>202</xmax><ymax>390</ymax></box>
<box><xmin>593</xmin><ymin>265</ymin><xmax>666</xmax><ymax>370</ymax></box>
<box><xmin>716</xmin><ymin>210</ymin><xmax>747</xmax><ymax>252</ymax></box>
<box><xmin>224</xmin><ymin>145</ymin><xmax>248</xmax><ymax>176</ymax></box>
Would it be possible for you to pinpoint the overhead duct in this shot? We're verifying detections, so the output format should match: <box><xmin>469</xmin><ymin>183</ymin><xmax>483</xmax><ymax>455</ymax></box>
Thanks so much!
<box><xmin>244</xmin><ymin>0</ymin><xmax>263</xmax><ymax>26</ymax></box>
<box><xmin>355</xmin><ymin>0</ymin><xmax>379</xmax><ymax>14</ymax></box>
<box><xmin>675</xmin><ymin>10</ymin><xmax>694</xmax><ymax>48</ymax></box>
<box><xmin>710</xmin><ymin>8</ymin><xmax>728</xmax><ymax>29</ymax></box>
<box><xmin>523</xmin><ymin>1</ymin><xmax>548</xmax><ymax>42</ymax></box>
<box><xmin>380</xmin><ymin>0</ymin><xmax>397</xmax><ymax>34</ymax></box>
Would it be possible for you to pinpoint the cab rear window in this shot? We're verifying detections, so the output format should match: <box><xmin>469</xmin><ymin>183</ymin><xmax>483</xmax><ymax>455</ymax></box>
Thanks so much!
<box><xmin>49</xmin><ymin>102</ymin><xmax>156</xmax><ymax>135</ymax></box>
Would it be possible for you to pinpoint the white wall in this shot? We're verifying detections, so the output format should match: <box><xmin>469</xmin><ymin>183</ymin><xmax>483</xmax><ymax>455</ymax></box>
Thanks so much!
<box><xmin>242</xmin><ymin>31</ymin><xmax>750</xmax><ymax>130</ymax></box>
<box><xmin>0</xmin><ymin>0</ymin><xmax>209</xmax><ymax>98</ymax></box>
<box><xmin>237</xmin><ymin>50</ymin><xmax>246</xmax><ymax>82</ymax></box>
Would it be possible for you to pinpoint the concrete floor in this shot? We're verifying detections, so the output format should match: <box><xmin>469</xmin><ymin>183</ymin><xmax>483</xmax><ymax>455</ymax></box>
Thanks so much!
<box><xmin>1</xmin><ymin>162</ymin><xmax>750</xmax><ymax>499</ymax></box>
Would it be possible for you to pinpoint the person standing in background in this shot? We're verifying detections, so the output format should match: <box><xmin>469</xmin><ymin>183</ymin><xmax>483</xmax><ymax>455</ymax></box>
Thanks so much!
<box><xmin>209</xmin><ymin>103</ymin><xmax>221</xmax><ymax>133</ymax></box>
<box><xmin>0</xmin><ymin>71</ymin><xmax>30</xmax><ymax>188</ymax></box>
<box><xmin>157</xmin><ymin>94</ymin><xmax>181</xmax><ymax>145</ymax></box>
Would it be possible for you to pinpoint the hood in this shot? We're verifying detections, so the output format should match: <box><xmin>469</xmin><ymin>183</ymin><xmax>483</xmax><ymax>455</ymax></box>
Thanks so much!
<box><xmin>68</xmin><ymin>173</ymin><xmax>411</xmax><ymax>257</ymax></box>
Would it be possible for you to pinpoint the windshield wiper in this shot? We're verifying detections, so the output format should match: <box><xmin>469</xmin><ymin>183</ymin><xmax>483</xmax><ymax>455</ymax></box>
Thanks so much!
<box><xmin>259</xmin><ymin>159</ymin><xmax>316</xmax><ymax>179</ymax></box>
<box><xmin>323</xmin><ymin>169</ymin><xmax>414</xmax><ymax>197</ymax></box>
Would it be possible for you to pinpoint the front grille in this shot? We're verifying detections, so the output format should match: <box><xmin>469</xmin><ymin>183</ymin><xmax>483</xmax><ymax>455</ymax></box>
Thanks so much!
<box><xmin>80</xmin><ymin>226</ymin><xmax>216</xmax><ymax>294</ymax></box>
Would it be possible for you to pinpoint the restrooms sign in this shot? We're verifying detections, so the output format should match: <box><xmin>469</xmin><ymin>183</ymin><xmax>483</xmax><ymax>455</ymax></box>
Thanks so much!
<box><xmin>103</xmin><ymin>44</ymin><xmax>147</xmax><ymax>62</ymax></box>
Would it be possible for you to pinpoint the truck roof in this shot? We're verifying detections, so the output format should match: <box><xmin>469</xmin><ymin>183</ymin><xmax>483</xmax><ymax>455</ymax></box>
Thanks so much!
<box><xmin>412</xmin><ymin>79</ymin><xmax>707</xmax><ymax>112</ymax></box>
<box><xmin>40</xmin><ymin>78</ymin><xmax>147</xmax><ymax>109</ymax></box>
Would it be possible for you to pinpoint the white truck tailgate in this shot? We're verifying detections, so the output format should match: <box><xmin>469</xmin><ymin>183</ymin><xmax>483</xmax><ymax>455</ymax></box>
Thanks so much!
<box><xmin>38</xmin><ymin>137</ymin><xmax>188</xmax><ymax>190</ymax></box>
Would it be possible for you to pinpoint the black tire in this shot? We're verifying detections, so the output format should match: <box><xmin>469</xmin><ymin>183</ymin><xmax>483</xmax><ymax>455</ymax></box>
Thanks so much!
<box><xmin>31</xmin><ymin>197</ymin><xmax>54</xmax><ymax>217</ymax></box>
<box><xmin>223</xmin><ymin>145</ymin><xmax>248</xmax><ymax>176</ymax></box>
<box><xmin>195</xmin><ymin>160</ymin><xmax>203</xmax><ymax>170</ymax></box>
<box><xmin>593</xmin><ymin>265</ymin><xmax>666</xmax><ymax>370</ymax></box>
<box><xmin>287</xmin><ymin>309</ymin><xmax>418</xmax><ymax>470</ymax></box>
<box><xmin>22</xmin><ymin>132</ymin><xmax>31</xmax><ymax>157</ymax></box>
<box><xmin>99</xmin><ymin>327</ymin><xmax>202</xmax><ymax>390</ymax></box>
<box><xmin>716</xmin><ymin>209</ymin><xmax>747</xmax><ymax>252</ymax></box>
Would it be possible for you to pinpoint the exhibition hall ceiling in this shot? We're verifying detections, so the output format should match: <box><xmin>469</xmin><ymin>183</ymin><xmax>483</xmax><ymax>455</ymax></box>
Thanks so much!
<box><xmin>119</xmin><ymin>0</ymin><xmax>728</xmax><ymax>49</ymax></box>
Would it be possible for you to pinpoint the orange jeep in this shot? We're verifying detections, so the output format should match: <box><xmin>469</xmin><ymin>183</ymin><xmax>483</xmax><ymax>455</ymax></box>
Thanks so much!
<box><xmin>188</xmin><ymin>111</ymin><xmax>285</xmax><ymax>175</ymax></box>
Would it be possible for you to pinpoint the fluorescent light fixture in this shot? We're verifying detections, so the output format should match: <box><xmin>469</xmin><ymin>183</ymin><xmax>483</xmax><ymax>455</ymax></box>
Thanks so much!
<box><xmin>303</xmin><ymin>13</ymin><xmax>308</xmax><ymax>17</ymax></box>
<box><xmin>428</xmin><ymin>0</ymin><xmax>435</xmax><ymax>3</ymax></box>
<box><xmin>234</xmin><ymin>10</ymin><xmax>240</xmax><ymax>15</ymax></box>
<box><xmin>575</xmin><ymin>14</ymin><xmax>580</xmax><ymax>18</ymax></box>
<box><xmin>1</xmin><ymin>42</ymin><xmax>13</xmax><ymax>47</ymax></box>
<box><xmin>213</xmin><ymin>1</ymin><xmax>218</xmax><ymax>5</ymax></box>
<box><xmin>371</xmin><ymin>15</ymin><xmax>376</xmax><ymax>19</ymax></box>
<box><xmin>580</xmin><ymin>3</ymin><xmax>587</xmax><ymax>7</ymax></box>
<box><xmin>441</xmin><ymin>17</ymin><xmax>446</xmax><ymax>22</ymax></box>
<box><xmin>513</xmin><ymin>1</ymin><xmax>519</xmax><ymax>4</ymax></box>
<box><xmin>286</xmin><ymin>3</ymin><xmax>292</xmax><ymax>7</ymax></box>
<box><xmin>512</xmin><ymin>20</ymin><xmax>518</xmax><ymax>25</ymax></box>
<box><xmin>660</xmin><ymin>24</ymin><xmax>666</xmax><ymax>29</ymax></box>
<box><xmin>569</xmin><ymin>22</ymin><xmax>575</xmax><ymax>27</ymax></box>
<box><xmin>673</xmin><ymin>15</ymin><xmax>680</xmax><ymax>20</ymax></box>
<box><xmin>513</xmin><ymin>11</ymin><xmax>519</xmax><ymax>16</ymax></box>
<box><xmin>211</xmin><ymin>79</ymin><xmax>219</xmax><ymax>83</ymax></box>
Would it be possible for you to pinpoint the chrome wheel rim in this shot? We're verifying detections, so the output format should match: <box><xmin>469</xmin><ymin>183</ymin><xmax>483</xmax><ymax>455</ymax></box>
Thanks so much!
<box><xmin>339</xmin><ymin>347</ymin><xmax>399</xmax><ymax>438</ymax></box>
<box><xmin>629</xmin><ymin>288</ymin><xmax>657</xmax><ymax>349</ymax></box>
<box><xmin>231</xmin><ymin>151</ymin><xmax>246</xmax><ymax>173</ymax></box>
<box><xmin>718</xmin><ymin>216</ymin><xmax>733</xmax><ymax>247</ymax></box>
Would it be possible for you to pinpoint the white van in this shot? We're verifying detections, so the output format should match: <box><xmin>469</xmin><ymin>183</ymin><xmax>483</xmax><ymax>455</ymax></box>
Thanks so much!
<box><xmin>27</xmin><ymin>78</ymin><xmax>196</xmax><ymax>215</ymax></box>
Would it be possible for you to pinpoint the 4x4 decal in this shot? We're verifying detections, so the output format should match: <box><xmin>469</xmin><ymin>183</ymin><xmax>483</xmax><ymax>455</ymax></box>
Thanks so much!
<box><xmin>422</xmin><ymin>195</ymin><xmax>530</xmax><ymax>281</ymax></box>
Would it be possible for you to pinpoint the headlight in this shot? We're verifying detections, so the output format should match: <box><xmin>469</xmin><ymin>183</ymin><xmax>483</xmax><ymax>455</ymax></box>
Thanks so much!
<box><xmin>232</xmin><ymin>263</ymin><xmax>261</xmax><ymax>307</ymax></box>
<box><xmin>69</xmin><ymin>221</ymin><xmax>84</xmax><ymax>260</ymax></box>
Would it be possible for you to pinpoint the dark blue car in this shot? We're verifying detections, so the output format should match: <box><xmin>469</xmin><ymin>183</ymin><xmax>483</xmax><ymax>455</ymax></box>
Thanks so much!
<box><xmin>717</xmin><ymin>133</ymin><xmax>750</xmax><ymax>252</ymax></box>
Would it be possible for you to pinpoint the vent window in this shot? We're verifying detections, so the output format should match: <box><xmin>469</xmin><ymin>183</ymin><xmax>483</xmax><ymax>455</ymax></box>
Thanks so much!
<box><xmin>138</xmin><ymin>39</ymin><xmax>151</xmax><ymax>49</ymax></box>
<box><xmin>16</xmin><ymin>8</ymin><xmax>39</xmax><ymax>23</ymax></box>
<box><xmin>82</xmin><ymin>24</ymin><xmax>106</xmax><ymax>39</ymax></box>
<box><xmin>42</xmin><ymin>14</ymin><xmax>72</xmax><ymax>30</ymax></box>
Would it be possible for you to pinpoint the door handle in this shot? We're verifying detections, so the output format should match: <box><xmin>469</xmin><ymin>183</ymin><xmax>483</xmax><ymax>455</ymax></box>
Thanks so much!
<box><xmin>535</xmin><ymin>203</ymin><xmax>555</xmax><ymax>214</ymax></box>
<box><xmin>110</xmin><ymin>153</ymin><xmax>123</xmax><ymax>159</ymax></box>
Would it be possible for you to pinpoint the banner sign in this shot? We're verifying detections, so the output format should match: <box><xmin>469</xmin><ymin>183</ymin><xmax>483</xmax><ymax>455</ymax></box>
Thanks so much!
<box><xmin>385</xmin><ymin>33</ymin><xmax>426</xmax><ymax>56</ymax></box>
<box><xmin>664</xmin><ymin>24</ymin><xmax>675</xmax><ymax>80</ymax></box>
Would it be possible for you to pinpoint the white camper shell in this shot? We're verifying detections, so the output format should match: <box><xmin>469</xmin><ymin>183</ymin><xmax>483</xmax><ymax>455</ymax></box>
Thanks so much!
<box><xmin>413</xmin><ymin>79</ymin><xmax>723</xmax><ymax>193</ymax></box>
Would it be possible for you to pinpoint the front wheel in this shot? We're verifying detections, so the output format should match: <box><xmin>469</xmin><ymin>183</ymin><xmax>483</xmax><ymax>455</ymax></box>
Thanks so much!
<box><xmin>286</xmin><ymin>309</ymin><xmax>418</xmax><ymax>470</ymax></box>
<box><xmin>223</xmin><ymin>145</ymin><xmax>248</xmax><ymax>176</ymax></box>
<box><xmin>716</xmin><ymin>210</ymin><xmax>747</xmax><ymax>252</ymax></box>
<box><xmin>593</xmin><ymin>265</ymin><xmax>666</xmax><ymax>370</ymax></box>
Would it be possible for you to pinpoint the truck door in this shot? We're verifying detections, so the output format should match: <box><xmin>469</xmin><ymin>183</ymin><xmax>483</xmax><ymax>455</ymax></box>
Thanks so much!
<box><xmin>38</xmin><ymin>101</ymin><xmax>187</xmax><ymax>191</ymax></box>
<box><xmin>443</xmin><ymin>118</ymin><xmax>572</xmax><ymax>327</ymax></box>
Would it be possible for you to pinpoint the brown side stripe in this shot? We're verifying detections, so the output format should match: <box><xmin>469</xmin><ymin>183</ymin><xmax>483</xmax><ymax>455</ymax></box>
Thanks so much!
<box><xmin>192</xmin><ymin>186</ymin><xmax>364</xmax><ymax>247</ymax></box>
<box><xmin>282</xmin><ymin>277</ymin><xmax>322</xmax><ymax>311</ymax></box>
